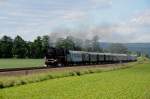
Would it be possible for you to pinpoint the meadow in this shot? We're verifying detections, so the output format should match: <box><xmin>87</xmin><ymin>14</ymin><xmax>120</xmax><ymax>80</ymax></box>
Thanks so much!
<box><xmin>0</xmin><ymin>59</ymin><xmax>44</xmax><ymax>69</ymax></box>
<box><xmin>0</xmin><ymin>59</ymin><xmax>150</xmax><ymax>99</ymax></box>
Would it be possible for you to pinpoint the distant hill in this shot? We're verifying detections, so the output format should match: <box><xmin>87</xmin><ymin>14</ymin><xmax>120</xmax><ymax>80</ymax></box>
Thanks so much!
<box><xmin>100</xmin><ymin>42</ymin><xmax>150</xmax><ymax>55</ymax></box>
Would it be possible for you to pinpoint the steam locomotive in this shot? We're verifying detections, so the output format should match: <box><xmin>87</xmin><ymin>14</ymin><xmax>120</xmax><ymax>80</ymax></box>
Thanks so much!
<box><xmin>45</xmin><ymin>47</ymin><xmax>137</xmax><ymax>67</ymax></box>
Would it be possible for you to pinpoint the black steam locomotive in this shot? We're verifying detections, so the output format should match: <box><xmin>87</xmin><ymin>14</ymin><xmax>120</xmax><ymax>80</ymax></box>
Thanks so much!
<box><xmin>45</xmin><ymin>47</ymin><xmax>137</xmax><ymax>67</ymax></box>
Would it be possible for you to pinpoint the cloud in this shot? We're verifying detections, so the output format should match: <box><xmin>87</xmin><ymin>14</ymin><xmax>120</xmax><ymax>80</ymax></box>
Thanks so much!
<box><xmin>105</xmin><ymin>9</ymin><xmax>150</xmax><ymax>42</ymax></box>
<box><xmin>89</xmin><ymin>0</ymin><xmax>112</xmax><ymax>9</ymax></box>
<box><xmin>131</xmin><ymin>9</ymin><xmax>150</xmax><ymax>26</ymax></box>
<box><xmin>0</xmin><ymin>0</ymin><xmax>7</xmax><ymax>4</ymax></box>
<box><xmin>49</xmin><ymin>9</ymin><xmax>150</xmax><ymax>43</ymax></box>
<box><xmin>0</xmin><ymin>0</ymin><xmax>9</xmax><ymax>7</ymax></box>
<box><xmin>0</xmin><ymin>16</ymin><xmax>8</xmax><ymax>20</ymax></box>
<box><xmin>0</xmin><ymin>0</ymin><xmax>149</xmax><ymax>43</ymax></box>
<box><xmin>61</xmin><ymin>10</ymin><xmax>87</xmax><ymax>21</ymax></box>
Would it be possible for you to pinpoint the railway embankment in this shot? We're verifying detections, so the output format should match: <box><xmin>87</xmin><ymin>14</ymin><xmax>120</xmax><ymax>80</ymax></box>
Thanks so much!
<box><xmin>0</xmin><ymin>61</ymin><xmax>139</xmax><ymax>89</ymax></box>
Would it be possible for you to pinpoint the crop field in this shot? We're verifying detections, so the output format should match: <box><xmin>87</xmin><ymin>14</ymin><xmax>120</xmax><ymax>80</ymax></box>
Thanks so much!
<box><xmin>0</xmin><ymin>59</ymin><xmax>44</xmax><ymax>69</ymax></box>
<box><xmin>0</xmin><ymin>59</ymin><xmax>150</xmax><ymax>99</ymax></box>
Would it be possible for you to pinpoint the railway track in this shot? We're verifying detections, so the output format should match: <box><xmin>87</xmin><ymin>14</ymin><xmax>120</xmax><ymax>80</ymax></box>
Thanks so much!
<box><xmin>0</xmin><ymin>66</ymin><xmax>48</xmax><ymax>72</ymax></box>
<box><xmin>0</xmin><ymin>63</ymin><xmax>127</xmax><ymax>76</ymax></box>
<box><xmin>0</xmin><ymin>66</ymin><xmax>56</xmax><ymax>76</ymax></box>
<box><xmin>0</xmin><ymin>64</ymin><xmax>112</xmax><ymax>72</ymax></box>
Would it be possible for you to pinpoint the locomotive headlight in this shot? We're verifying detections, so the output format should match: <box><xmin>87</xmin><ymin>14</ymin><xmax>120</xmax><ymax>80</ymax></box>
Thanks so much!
<box><xmin>49</xmin><ymin>59</ymin><xmax>57</xmax><ymax>63</ymax></box>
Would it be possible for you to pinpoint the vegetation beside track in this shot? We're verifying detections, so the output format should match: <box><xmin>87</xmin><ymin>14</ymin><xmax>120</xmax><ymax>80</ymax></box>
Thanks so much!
<box><xmin>0</xmin><ymin>57</ymin><xmax>149</xmax><ymax>99</ymax></box>
<box><xmin>0</xmin><ymin>61</ymin><xmax>137</xmax><ymax>89</ymax></box>
<box><xmin>0</xmin><ymin>59</ymin><xmax>44</xmax><ymax>69</ymax></box>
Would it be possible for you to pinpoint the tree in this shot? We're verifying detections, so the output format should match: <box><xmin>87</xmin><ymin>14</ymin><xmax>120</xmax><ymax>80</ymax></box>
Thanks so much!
<box><xmin>91</xmin><ymin>35</ymin><xmax>103</xmax><ymax>52</ymax></box>
<box><xmin>32</xmin><ymin>36</ymin><xmax>43</xmax><ymax>58</ymax></box>
<box><xmin>13</xmin><ymin>35</ymin><xmax>27</xmax><ymax>58</ymax></box>
<box><xmin>55</xmin><ymin>36</ymin><xmax>75</xmax><ymax>50</ymax></box>
<box><xmin>108</xmin><ymin>43</ymin><xmax>128</xmax><ymax>54</ymax></box>
<box><xmin>25</xmin><ymin>36</ymin><xmax>49</xmax><ymax>58</ymax></box>
<box><xmin>1</xmin><ymin>36</ymin><xmax>13</xmax><ymax>58</ymax></box>
<box><xmin>42</xmin><ymin>35</ymin><xmax>49</xmax><ymax>56</ymax></box>
<box><xmin>26</xmin><ymin>41</ymin><xmax>33</xmax><ymax>58</ymax></box>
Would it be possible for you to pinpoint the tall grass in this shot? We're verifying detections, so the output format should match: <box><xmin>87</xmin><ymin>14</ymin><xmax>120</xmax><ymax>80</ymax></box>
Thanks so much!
<box><xmin>0</xmin><ymin>62</ymin><xmax>136</xmax><ymax>89</ymax></box>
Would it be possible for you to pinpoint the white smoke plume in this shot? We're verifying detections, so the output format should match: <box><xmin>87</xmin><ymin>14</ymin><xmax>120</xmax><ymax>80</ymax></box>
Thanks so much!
<box><xmin>49</xmin><ymin>24</ymin><xmax>113</xmax><ymax>44</ymax></box>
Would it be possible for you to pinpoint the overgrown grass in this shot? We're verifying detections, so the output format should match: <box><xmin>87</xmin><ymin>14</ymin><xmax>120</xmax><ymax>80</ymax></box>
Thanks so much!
<box><xmin>0</xmin><ymin>59</ymin><xmax>44</xmax><ymax>69</ymax></box>
<box><xmin>0</xmin><ymin>62</ymin><xmax>136</xmax><ymax>89</ymax></box>
<box><xmin>0</xmin><ymin>59</ymin><xmax>150</xmax><ymax>99</ymax></box>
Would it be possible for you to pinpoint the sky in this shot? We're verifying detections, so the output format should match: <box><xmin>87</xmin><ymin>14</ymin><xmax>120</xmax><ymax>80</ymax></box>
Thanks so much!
<box><xmin>0</xmin><ymin>0</ymin><xmax>150</xmax><ymax>43</ymax></box>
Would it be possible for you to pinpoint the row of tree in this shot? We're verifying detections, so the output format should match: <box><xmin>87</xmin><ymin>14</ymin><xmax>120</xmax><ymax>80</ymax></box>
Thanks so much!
<box><xmin>0</xmin><ymin>35</ymin><xmax>49</xmax><ymax>58</ymax></box>
<box><xmin>0</xmin><ymin>35</ymin><xmax>129</xmax><ymax>58</ymax></box>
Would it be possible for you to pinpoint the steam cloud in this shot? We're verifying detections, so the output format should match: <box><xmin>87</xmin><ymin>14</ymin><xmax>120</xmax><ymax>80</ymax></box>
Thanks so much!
<box><xmin>49</xmin><ymin>24</ymin><xmax>113</xmax><ymax>46</ymax></box>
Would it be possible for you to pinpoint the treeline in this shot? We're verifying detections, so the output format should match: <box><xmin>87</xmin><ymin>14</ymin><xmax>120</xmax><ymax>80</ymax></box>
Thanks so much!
<box><xmin>0</xmin><ymin>35</ymin><xmax>103</xmax><ymax>58</ymax></box>
<box><xmin>0</xmin><ymin>35</ymin><xmax>49</xmax><ymax>58</ymax></box>
<box><xmin>0</xmin><ymin>35</ymin><xmax>129</xmax><ymax>59</ymax></box>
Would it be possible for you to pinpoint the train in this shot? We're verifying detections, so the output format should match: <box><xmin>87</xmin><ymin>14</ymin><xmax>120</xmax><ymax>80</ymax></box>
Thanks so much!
<box><xmin>45</xmin><ymin>47</ymin><xmax>137</xmax><ymax>67</ymax></box>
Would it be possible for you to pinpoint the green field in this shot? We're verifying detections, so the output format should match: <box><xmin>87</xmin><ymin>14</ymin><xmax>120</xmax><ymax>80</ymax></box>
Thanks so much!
<box><xmin>0</xmin><ymin>60</ymin><xmax>150</xmax><ymax>99</ymax></box>
<box><xmin>0</xmin><ymin>59</ymin><xmax>44</xmax><ymax>69</ymax></box>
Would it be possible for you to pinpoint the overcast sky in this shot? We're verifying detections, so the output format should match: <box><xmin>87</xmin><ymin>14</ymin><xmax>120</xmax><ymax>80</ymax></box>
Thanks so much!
<box><xmin>0</xmin><ymin>0</ymin><xmax>150</xmax><ymax>43</ymax></box>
